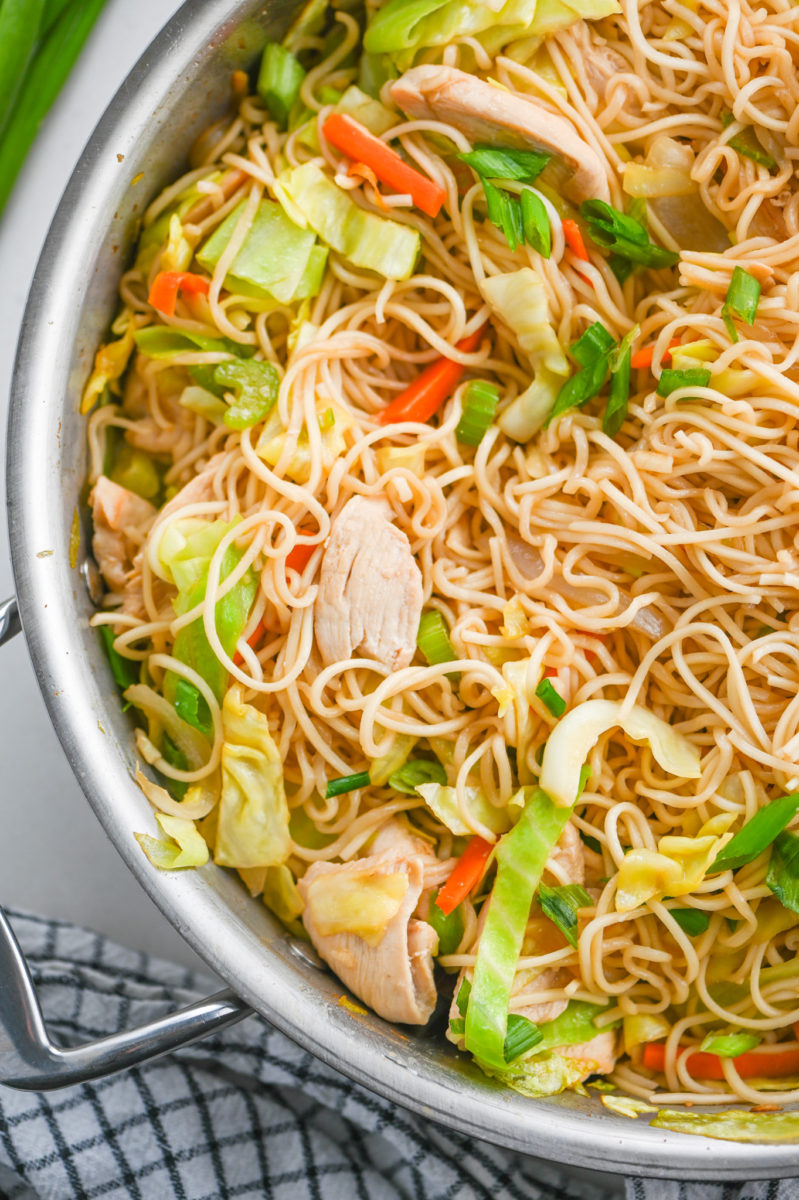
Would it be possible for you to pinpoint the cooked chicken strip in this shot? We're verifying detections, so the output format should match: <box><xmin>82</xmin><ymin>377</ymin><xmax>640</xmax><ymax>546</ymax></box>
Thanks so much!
<box><xmin>559</xmin><ymin>1030</ymin><xmax>618</xmax><ymax>1076</ymax></box>
<box><xmin>390</xmin><ymin>65</ymin><xmax>610</xmax><ymax>205</ymax></box>
<box><xmin>299</xmin><ymin>833</ymin><xmax>438</xmax><ymax>1025</ymax></box>
<box><xmin>544</xmin><ymin>819</ymin><xmax>586</xmax><ymax>887</ymax></box>
<box><xmin>314</xmin><ymin>495</ymin><xmax>424</xmax><ymax>670</ymax></box>
<box><xmin>89</xmin><ymin>476</ymin><xmax>157</xmax><ymax>594</ymax></box>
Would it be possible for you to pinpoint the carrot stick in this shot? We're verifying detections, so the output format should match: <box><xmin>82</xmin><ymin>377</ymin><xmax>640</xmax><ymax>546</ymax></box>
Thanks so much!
<box><xmin>435</xmin><ymin>836</ymin><xmax>494</xmax><ymax>916</ymax></box>
<box><xmin>630</xmin><ymin>337</ymin><xmax>681</xmax><ymax>371</ymax></box>
<box><xmin>322</xmin><ymin>112</ymin><xmax>446</xmax><ymax>218</ymax></box>
<box><xmin>233</xmin><ymin>619</ymin><xmax>266</xmax><ymax>667</ymax></box>
<box><xmin>377</xmin><ymin>324</ymin><xmax>487</xmax><ymax>426</ymax></box>
<box><xmin>562</xmin><ymin>218</ymin><xmax>590</xmax><ymax>262</ymax></box>
<box><xmin>643</xmin><ymin>1041</ymin><xmax>799</xmax><ymax>1080</ymax></box>
<box><xmin>148</xmin><ymin>271</ymin><xmax>210</xmax><ymax>316</ymax></box>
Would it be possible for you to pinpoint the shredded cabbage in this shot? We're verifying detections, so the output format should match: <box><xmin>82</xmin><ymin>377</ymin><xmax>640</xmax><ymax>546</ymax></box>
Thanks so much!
<box><xmin>651</xmin><ymin>1108</ymin><xmax>799</xmax><ymax>1143</ymax></box>
<box><xmin>416</xmin><ymin>782</ymin><xmax>523</xmax><ymax>837</ymax></box>
<box><xmin>540</xmin><ymin>698</ymin><xmax>701</xmax><ymax>808</ymax></box>
<box><xmin>197</xmin><ymin>198</ymin><xmax>321</xmax><ymax>304</ymax></box>
<box><xmin>615</xmin><ymin>814</ymin><xmax>735</xmax><ymax>911</ymax></box>
<box><xmin>479</xmin><ymin>270</ymin><xmax>569</xmax><ymax>442</ymax></box>
<box><xmin>215</xmin><ymin>687</ymin><xmax>291</xmax><ymax>869</ymax></box>
<box><xmin>135</xmin><ymin>813</ymin><xmax>209</xmax><ymax>870</ymax></box>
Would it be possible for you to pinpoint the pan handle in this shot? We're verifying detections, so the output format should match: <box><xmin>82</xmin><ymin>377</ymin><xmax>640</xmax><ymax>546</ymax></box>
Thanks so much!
<box><xmin>0</xmin><ymin>596</ymin><xmax>252</xmax><ymax>1089</ymax></box>
<box><xmin>0</xmin><ymin>905</ymin><xmax>251</xmax><ymax>1090</ymax></box>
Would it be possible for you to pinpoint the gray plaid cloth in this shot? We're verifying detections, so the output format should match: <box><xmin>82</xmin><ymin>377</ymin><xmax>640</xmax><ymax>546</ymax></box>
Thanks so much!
<box><xmin>0</xmin><ymin>909</ymin><xmax>796</xmax><ymax>1200</ymax></box>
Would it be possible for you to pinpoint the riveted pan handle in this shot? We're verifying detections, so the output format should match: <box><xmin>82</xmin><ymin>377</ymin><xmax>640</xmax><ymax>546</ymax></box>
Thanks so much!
<box><xmin>0</xmin><ymin>597</ymin><xmax>252</xmax><ymax>1089</ymax></box>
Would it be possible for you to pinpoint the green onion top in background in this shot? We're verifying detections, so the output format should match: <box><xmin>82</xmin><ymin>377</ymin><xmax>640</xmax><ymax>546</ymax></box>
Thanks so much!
<box><xmin>0</xmin><ymin>0</ymin><xmax>109</xmax><ymax>218</ymax></box>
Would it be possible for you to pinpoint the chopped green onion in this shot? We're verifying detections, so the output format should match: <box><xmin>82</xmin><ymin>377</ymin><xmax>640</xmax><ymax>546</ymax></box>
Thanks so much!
<box><xmin>670</xmin><ymin>908</ymin><xmax>711</xmax><ymax>936</ymax></box>
<box><xmin>521</xmin><ymin>189</ymin><xmax>551</xmax><ymax>258</ymax></box>
<box><xmin>456</xmin><ymin>380</ymin><xmax>499</xmax><ymax>446</ymax></box>
<box><xmin>459</xmin><ymin>145</ymin><xmax>551</xmax><ymax>184</ymax></box>
<box><xmin>428</xmin><ymin>888</ymin><xmax>465</xmax><ymax>956</ymax></box>
<box><xmin>538</xmin><ymin>882</ymin><xmax>592</xmax><ymax>948</ymax></box>
<box><xmin>174</xmin><ymin>677</ymin><xmax>212</xmax><ymax>738</ymax></box>
<box><xmin>656</xmin><ymin>367</ymin><xmax>711</xmax><ymax>397</ymax></box>
<box><xmin>570</xmin><ymin>321</ymin><xmax>615</xmax><ymax>368</ymax></box>
<box><xmin>535</xmin><ymin>677</ymin><xmax>567</xmax><ymax>718</ymax></box>
<box><xmin>699</xmin><ymin>1032</ymin><xmax>762</xmax><ymax>1058</ymax></box>
<box><xmin>721</xmin><ymin>113</ymin><xmax>777</xmax><ymax>170</ymax></box>
<box><xmin>581</xmin><ymin>831</ymin><xmax>602</xmax><ymax>854</ymax></box>
<box><xmin>710</xmin><ymin>792</ymin><xmax>799</xmax><ymax>874</ymax></box>
<box><xmin>603</xmin><ymin>339</ymin><xmax>632</xmax><ymax>437</ymax></box>
<box><xmin>161</xmin><ymin>733</ymin><xmax>189</xmax><ymax>801</ymax></box>
<box><xmin>482</xmin><ymin>179</ymin><xmax>523</xmax><ymax>250</ymax></box>
<box><xmin>417</xmin><ymin>611</ymin><xmax>457</xmax><ymax>665</ymax></box>
<box><xmin>257</xmin><ymin>42</ymin><xmax>306</xmax><ymax>128</ymax></box>
<box><xmin>577</xmin><ymin>764</ymin><xmax>592</xmax><ymax>800</ymax></box>
<box><xmin>455</xmin><ymin>976</ymin><xmax>472</xmax><ymax>1015</ymax></box>
<box><xmin>0</xmin><ymin>0</ymin><xmax>45</xmax><ymax>145</ymax></box>
<box><xmin>721</xmin><ymin>266</ymin><xmax>761</xmax><ymax>344</ymax></box>
<box><xmin>449</xmin><ymin>1016</ymin><xmax>465</xmax><ymax>1035</ymax></box>
<box><xmin>325</xmin><ymin>770</ymin><xmax>371</xmax><ymax>799</ymax></box>
<box><xmin>318</xmin><ymin>407</ymin><xmax>335</xmax><ymax>432</ymax></box>
<box><xmin>503</xmin><ymin>1014</ymin><xmax>543</xmax><ymax>1062</ymax></box>
<box><xmin>546</xmin><ymin>352</ymin><xmax>612</xmax><ymax>424</ymax></box>
<box><xmin>98</xmin><ymin>625</ymin><xmax>139</xmax><ymax>692</ymax></box>
<box><xmin>766</xmin><ymin>830</ymin><xmax>799</xmax><ymax>915</ymax></box>
<box><xmin>580</xmin><ymin>199</ymin><xmax>679</xmax><ymax>273</ymax></box>
<box><xmin>389</xmin><ymin>759</ymin><xmax>447</xmax><ymax>794</ymax></box>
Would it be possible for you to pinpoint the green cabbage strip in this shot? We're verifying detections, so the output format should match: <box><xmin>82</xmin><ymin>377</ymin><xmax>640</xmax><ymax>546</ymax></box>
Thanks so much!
<box><xmin>165</xmin><ymin>521</ymin><xmax>258</xmax><ymax>729</ymax></box>
<box><xmin>464</xmin><ymin>787</ymin><xmax>574</xmax><ymax>1068</ymax></box>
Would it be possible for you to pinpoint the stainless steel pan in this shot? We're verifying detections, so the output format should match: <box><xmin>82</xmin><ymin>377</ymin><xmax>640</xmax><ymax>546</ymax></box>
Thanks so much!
<box><xmin>2</xmin><ymin>0</ymin><xmax>794</xmax><ymax>1178</ymax></box>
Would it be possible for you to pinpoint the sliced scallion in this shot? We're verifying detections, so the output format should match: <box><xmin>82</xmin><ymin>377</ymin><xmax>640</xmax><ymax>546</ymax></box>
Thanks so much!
<box><xmin>699</xmin><ymin>1032</ymin><xmax>762</xmax><ymax>1058</ymax></box>
<box><xmin>504</xmin><ymin>1014</ymin><xmax>543</xmax><ymax>1062</ymax></box>
<box><xmin>521</xmin><ymin>189</ymin><xmax>551</xmax><ymax>258</ymax></box>
<box><xmin>389</xmin><ymin>759</ymin><xmax>447</xmax><ymax>794</ymax></box>
<box><xmin>456</xmin><ymin>380</ymin><xmax>499</xmax><ymax>446</ymax></box>
<box><xmin>710</xmin><ymin>792</ymin><xmax>799</xmax><ymax>874</ymax></box>
<box><xmin>721</xmin><ymin>266</ymin><xmax>761</xmax><ymax>344</ymax></box>
<box><xmin>535</xmin><ymin>677</ymin><xmax>567</xmax><ymax>718</ymax></box>
<box><xmin>580</xmin><ymin>199</ymin><xmax>679</xmax><ymax>273</ymax></box>
<box><xmin>458</xmin><ymin>145</ymin><xmax>551</xmax><ymax>184</ymax></box>
<box><xmin>603</xmin><ymin>338</ymin><xmax>632</xmax><ymax>437</ymax></box>
<box><xmin>417</xmin><ymin>611</ymin><xmax>456</xmax><ymax>665</ymax></box>
<box><xmin>325</xmin><ymin>770</ymin><xmax>371</xmax><ymax>799</ymax></box>
<box><xmin>538</xmin><ymin>882</ymin><xmax>592</xmax><ymax>948</ymax></box>
<box><xmin>656</xmin><ymin>367</ymin><xmax>711</xmax><ymax>397</ymax></box>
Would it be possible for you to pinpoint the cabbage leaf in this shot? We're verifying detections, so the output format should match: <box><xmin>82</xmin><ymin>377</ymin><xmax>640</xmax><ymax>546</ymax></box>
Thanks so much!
<box><xmin>651</xmin><ymin>1108</ymin><xmax>799</xmax><ymax>1143</ymax></box>
<box><xmin>215</xmin><ymin>687</ymin><xmax>291</xmax><ymax>869</ymax></box>
<box><xmin>135</xmin><ymin>813</ymin><xmax>209</xmax><ymax>870</ymax></box>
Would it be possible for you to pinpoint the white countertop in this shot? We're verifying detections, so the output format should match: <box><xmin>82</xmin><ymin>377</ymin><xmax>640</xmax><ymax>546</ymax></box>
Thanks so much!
<box><xmin>0</xmin><ymin>0</ymin><xmax>203</xmax><ymax>969</ymax></box>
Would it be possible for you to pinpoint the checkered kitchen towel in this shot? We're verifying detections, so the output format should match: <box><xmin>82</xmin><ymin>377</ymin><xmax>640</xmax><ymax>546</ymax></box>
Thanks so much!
<box><xmin>0</xmin><ymin>909</ymin><xmax>795</xmax><ymax>1200</ymax></box>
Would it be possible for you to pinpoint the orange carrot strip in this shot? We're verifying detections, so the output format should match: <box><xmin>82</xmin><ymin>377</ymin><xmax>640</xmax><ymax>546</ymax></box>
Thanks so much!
<box><xmin>643</xmin><ymin>1042</ymin><xmax>799</xmax><ymax>1080</ymax></box>
<box><xmin>377</xmin><ymin>324</ymin><xmax>488</xmax><ymax>426</ymax></box>
<box><xmin>562</xmin><ymin>218</ymin><xmax>590</xmax><ymax>262</ymax></box>
<box><xmin>323</xmin><ymin>112</ymin><xmax>446</xmax><ymax>218</ymax></box>
<box><xmin>630</xmin><ymin>337</ymin><xmax>681</xmax><ymax>371</ymax></box>
<box><xmin>233</xmin><ymin>619</ymin><xmax>266</xmax><ymax>666</ymax></box>
<box><xmin>148</xmin><ymin>271</ymin><xmax>210</xmax><ymax>316</ymax></box>
<box><xmin>435</xmin><ymin>836</ymin><xmax>494</xmax><ymax>917</ymax></box>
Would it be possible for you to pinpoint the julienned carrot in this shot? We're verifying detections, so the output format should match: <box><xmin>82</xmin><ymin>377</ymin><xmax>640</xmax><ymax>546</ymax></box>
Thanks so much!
<box><xmin>630</xmin><ymin>337</ymin><xmax>681</xmax><ymax>371</ymax></box>
<box><xmin>233</xmin><ymin>619</ymin><xmax>266</xmax><ymax>666</ymax></box>
<box><xmin>322</xmin><ymin>112</ymin><xmax>446</xmax><ymax>219</ymax></box>
<box><xmin>435</xmin><ymin>836</ymin><xmax>494</xmax><ymax>917</ymax></box>
<box><xmin>562</xmin><ymin>218</ymin><xmax>590</xmax><ymax>262</ymax></box>
<box><xmin>148</xmin><ymin>271</ymin><xmax>210</xmax><ymax>316</ymax></box>
<box><xmin>643</xmin><ymin>1041</ymin><xmax>799</xmax><ymax>1080</ymax></box>
<box><xmin>286</xmin><ymin>542</ymin><xmax>316</xmax><ymax>572</ymax></box>
<box><xmin>377</xmin><ymin>324</ymin><xmax>487</xmax><ymax>426</ymax></box>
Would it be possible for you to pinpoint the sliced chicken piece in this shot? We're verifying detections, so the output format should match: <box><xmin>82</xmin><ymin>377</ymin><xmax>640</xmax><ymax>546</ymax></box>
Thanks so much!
<box><xmin>511</xmin><ymin>967</ymin><xmax>570</xmax><ymax>1026</ymax></box>
<box><xmin>314</xmin><ymin>495</ymin><xmax>424</xmax><ymax>670</ymax></box>
<box><xmin>390</xmin><ymin>65</ymin><xmax>609</xmax><ymax>205</ymax></box>
<box><xmin>125</xmin><ymin>416</ymin><xmax>194</xmax><ymax>459</ymax></box>
<box><xmin>89</xmin><ymin>476</ymin><xmax>157</xmax><ymax>594</ymax></box>
<box><xmin>371</xmin><ymin>818</ymin><xmax>455</xmax><ymax>920</ymax></box>
<box><xmin>299</xmin><ymin>845</ymin><xmax>438</xmax><ymax>1025</ymax></box>
<box><xmin>559</xmin><ymin>1029</ymin><xmax>618</xmax><ymax>1076</ymax></box>
<box><xmin>544</xmin><ymin>820</ymin><xmax>586</xmax><ymax>886</ymax></box>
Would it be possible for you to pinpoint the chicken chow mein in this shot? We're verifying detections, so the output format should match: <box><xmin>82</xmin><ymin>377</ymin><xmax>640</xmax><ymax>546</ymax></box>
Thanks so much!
<box><xmin>83</xmin><ymin>0</ymin><xmax>799</xmax><ymax>1139</ymax></box>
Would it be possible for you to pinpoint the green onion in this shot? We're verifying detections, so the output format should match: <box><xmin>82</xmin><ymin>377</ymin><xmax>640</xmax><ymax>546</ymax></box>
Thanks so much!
<box><xmin>699</xmin><ymin>1032</ymin><xmax>762</xmax><ymax>1058</ymax></box>
<box><xmin>535</xmin><ymin>677</ymin><xmax>567</xmax><ymax>718</ymax></box>
<box><xmin>482</xmin><ymin>179</ymin><xmax>523</xmax><ymax>250</ymax></box>
<box><xmin>721</xmin><ymin>112</ymin><xmax>777</xmax><ymax>170</ymax></box>
<box><xmin>656</xmin><ymin>367</ymin><xmax>712</xmax><ymax>397</ymax></box>
<box><xmin>570</xmin><ymin>321</ymin><xmax>615</xmax><ymax>367</ymax></box>
<box><xmin>389</xmin><ymin>759</ymin><xmax>447</xmax><ymax>794</ymax></box>
<box><xmin>98</xmin><ymin>625</ymin><xmax>139</xmax><ymax>692</ymax></box>
<box><xmin>546</xmin><ymin>343</ymin><xmax>612</xmax><ymax>425</ymax></box>
<box><xmin>174</xmin><ymin>677</ymin><xmax>212</xmax><ymax>738</ymax></box>
<box><xmin>456</xmin><ymin>380</ymin><xmax>499</xmax><ymax>446</ymax></box>
<box><xmin>503</xmin><ymin>1014</ymin><xmax>543</xmax><ymax>1062</ymax></box>
<box><xmin>580</xmin><ymin>199</ymin><xmax>679</xmax><ymax>273</ymax></box>
<box><xmin>521</xmin><ymin>189</ymin><xmax>551</xmax><ymax>258</ymax></box>
<box><xmin>459</xmin><ymin>145</ymin><xmax>551</xmax><ymax>184</ymax></box>
<box><xmin>257</xmin><ymin>42</ymin><xmax>306</xmax><ymax>128</ymax></box>
<box><xmin>603</xmin><ymin>338</ymin><xmax>632</xmax><ymax>437</ymax></box>
<box><xmin>710</xmin><ymin>792</ymin><xmax>799</xmax><ymax>874</ymax></box>
<box><xmin>0</xmin><ymin>0</ymin><xmax>110</xmax><ymax>218</ymax></box>
<box><xmin>538</xmin><ymin>882</ymin><xmax>592</xmax><ymax>948</ymax></box>
<box><xmin>577</xmin><ymin>764</ymin><xmax>592</xmax><ymax>800</ymax></box>
<box><xmin>449</xmin><ymin>1016</ymin><xmax>465</xmax><ymax>1035</ymax></box>
<box><xmin>455</xmin><ymin>976</ymin><xmax>471</xmax><ymax>1015</ymax></box>
<box><xmin>161</xmin><ymin>733</ymin><xmax>189</xmax><ymax>801</ymax></box>
<box><xmin>670</xmin><ymin>908</ymin><xmax>711</xmax><ymax>936</ymax></box>
<box><xmin>417</xmin><ymin>611</ymin><xmax>457</xmax><ymax>665</ymax></box>
<box><xmin>766</xmin><ymin>830</ymin><xmax>799</xmax><ymax>915</ymax></box>
<box><xmin>325</xmin><ymin>770</ymin><xmax>371</xmax><ymax>799</ymax></box>
<box><xmin>428</xmin><ymin>888</ymin><xmax>465</xmax><ymax>956</ymax></box>
<box><xmin>0</xmin><ymin>0</ymin><xmax>45</xmax><ymax>144</ymax></box>
<box><xmin>721</xmin><ymin>266</ymin><xmax>761</xmax><ymax>344</ymax></box>
<box><xmin>581</xmin><ymin>831</ymin><xmax>602</xmax><ymax>854</ymax></box>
